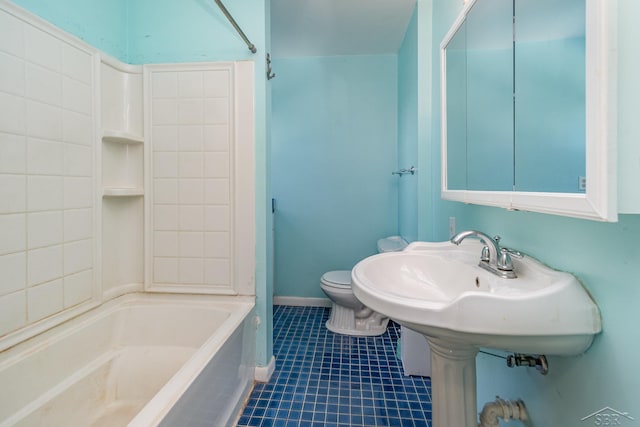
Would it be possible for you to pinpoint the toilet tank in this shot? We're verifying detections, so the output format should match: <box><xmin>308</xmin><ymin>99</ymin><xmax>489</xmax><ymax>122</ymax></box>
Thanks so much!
<box><xmin>377</xmin><ymin>236</ymin><xmax>408</xmax><ymax>253</ymax></box>
<box><xmin>377</xmin><ymin>236</ymin><xmax>431</xmax><ymax>377</ymax></box>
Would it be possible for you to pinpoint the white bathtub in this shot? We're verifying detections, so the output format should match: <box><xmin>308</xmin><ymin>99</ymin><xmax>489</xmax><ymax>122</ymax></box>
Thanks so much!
<box><xmin>0</xmin><ymin>293</ymin><xmax>256</xmax><ymax>427</ymax></box>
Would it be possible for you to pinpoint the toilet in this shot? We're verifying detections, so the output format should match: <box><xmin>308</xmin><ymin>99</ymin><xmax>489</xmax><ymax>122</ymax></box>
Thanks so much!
<box><xmin>320</xmin><ymin>236</ymin><xmax>408</xmax><ymax>336</ymax></box>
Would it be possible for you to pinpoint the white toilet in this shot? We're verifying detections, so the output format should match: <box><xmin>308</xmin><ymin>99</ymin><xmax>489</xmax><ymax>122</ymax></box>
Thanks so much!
<box><xmin>320</xmin><ymin>236</ymin><xmax>408</xmax><ymax>336</ymax></box>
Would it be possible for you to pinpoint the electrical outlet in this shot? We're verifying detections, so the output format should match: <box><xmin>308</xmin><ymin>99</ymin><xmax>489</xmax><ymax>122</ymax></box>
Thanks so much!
<box><xmin>579</xmin><ymin>176</ymin><xmax>586</xmax><ymax>191</ymax></box>
<box><xmin>449</xmin><ymin>217</ymin><xmax>456</xmax><ymax>238</ymax></box>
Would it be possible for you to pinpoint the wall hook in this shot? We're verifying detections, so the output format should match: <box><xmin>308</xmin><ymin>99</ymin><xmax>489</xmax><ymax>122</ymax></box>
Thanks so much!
<box><xmin>266</xmin><ymin>53</ymin><xmax>276</xmax><ymax>80</ymax></box>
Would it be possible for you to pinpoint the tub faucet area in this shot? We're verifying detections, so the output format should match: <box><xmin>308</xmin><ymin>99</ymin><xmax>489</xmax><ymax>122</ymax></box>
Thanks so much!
<box><xmin>450</xmin><ymin>230</ymin><xmax>518</xmax><ymax>279</ymax></box>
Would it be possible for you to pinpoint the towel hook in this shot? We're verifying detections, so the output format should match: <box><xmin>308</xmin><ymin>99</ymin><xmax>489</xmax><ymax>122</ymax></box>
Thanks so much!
<box><xmin>266</xmin><ymin>53</ymin><xmax>276</xmax><ymax>80</ymax></box>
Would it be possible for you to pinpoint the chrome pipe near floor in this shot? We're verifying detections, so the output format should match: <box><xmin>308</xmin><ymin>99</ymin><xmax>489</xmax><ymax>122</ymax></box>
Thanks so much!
<box><xmin>478</xmin><ymin>398</ymin><xmax>528</xmax><ymax>427</ymax></box>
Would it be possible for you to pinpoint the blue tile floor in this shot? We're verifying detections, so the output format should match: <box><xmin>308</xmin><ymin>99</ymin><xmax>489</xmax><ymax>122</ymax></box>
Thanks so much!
<box><xmin>236</xmin><ymin>305</ymin><xmax>432</xmax><ymax>427</ymax></box>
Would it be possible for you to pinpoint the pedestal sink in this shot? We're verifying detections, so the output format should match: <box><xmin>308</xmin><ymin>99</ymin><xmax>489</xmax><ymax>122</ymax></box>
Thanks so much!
<box><xmin>351</xmin><ymin>240</ymin><xmax>601</xmax><ymax>427</ymax></box>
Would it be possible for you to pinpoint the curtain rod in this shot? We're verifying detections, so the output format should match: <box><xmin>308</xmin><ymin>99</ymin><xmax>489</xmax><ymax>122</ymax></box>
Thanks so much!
<box><xmin>213</xmin><ymin>0</ymin><xmax>257</xmax><ymax>54</ymax></box>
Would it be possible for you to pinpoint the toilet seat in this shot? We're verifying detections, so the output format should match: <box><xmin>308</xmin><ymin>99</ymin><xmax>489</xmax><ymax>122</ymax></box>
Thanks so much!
<box><xmin>320</xmin><ymin>270</ymin><xmax>351</xmax><ymax>289</ymax></box>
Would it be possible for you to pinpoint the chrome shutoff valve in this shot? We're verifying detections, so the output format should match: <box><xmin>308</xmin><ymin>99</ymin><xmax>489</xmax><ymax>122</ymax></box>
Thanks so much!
<box><xmin>506</xmin><ymin>353</ymin><xmax>549</xmax><ymax>375</ymax></box>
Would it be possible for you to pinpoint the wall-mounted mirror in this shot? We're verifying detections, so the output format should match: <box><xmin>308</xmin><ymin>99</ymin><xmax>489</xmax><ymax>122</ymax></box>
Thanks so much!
<box><xmin>441</xmin><ymin>0</ymin><xmax>617</xmax><ymax>221</ymax></box>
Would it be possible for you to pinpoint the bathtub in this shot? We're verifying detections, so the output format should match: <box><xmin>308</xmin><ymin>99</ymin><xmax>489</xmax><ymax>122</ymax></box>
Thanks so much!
<box><xmin>0</xmin><ymin>293</ymin><xmax>256</xmax><ymax>427</ymax></box>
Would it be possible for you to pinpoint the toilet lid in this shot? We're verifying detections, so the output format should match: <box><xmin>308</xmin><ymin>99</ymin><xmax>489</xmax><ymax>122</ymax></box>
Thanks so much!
<box><xmin>321</xmin><ymin>270</ymin><xmax>352</xmax><ymax>287</ymax></box>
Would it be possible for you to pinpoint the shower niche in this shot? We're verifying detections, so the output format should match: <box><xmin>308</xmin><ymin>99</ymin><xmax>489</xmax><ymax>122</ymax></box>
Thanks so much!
<box><xmin>101</xmin><ymin>58</ymin><xmax>144</xmax><ymax>196</ymax></box>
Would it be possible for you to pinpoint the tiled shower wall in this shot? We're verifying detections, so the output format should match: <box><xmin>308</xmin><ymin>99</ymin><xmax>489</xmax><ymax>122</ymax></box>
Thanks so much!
<box><xmin>0</xmin><ymin>7</ymin><xmax>96</xmax><ymax>336</ymax></box>
<box><xmin>147</xmin><ymin>65</ymin><xmax>236</xmax><ymax>294</ymax></box>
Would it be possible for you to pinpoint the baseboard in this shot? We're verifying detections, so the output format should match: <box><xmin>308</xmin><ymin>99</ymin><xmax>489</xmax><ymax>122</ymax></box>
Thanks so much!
<box><xmin>273</xmin><ymin>296</ymin><xmax>332</xmax><ymax>307</ymax></box>
<box><xmin>254</xmin><ymin>355</ymin><xmax>276</xmax><ymax>383</ymax></box>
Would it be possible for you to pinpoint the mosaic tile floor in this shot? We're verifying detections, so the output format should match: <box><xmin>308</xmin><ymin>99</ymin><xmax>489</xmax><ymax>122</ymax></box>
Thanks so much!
<box><xmin>236</xmin><ymin>305</ymin><xmax>432</xmax><ymax>427</ymax></box>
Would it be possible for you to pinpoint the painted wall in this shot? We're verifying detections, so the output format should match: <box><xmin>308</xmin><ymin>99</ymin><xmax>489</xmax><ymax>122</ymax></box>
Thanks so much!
<box><xmin>422</xmin><ymin>0</ymin><xmax>640</xmax><ymax>424</ymax></box>
<box><xmin>617</xmin><ymin>0</ymin><xmax>640</xmax><ymax>213</ymax></box>
<box><xmin>10</xmin><ymin>0</ymin><xmax>264</xmax><ymax>65</ymax></box>
<box><xmin>397</xmin><ymin>8</ymin><xmax>419</xmax><ymax>243</ymax></box>
<box><xmin>125</xmin><ymin>0</ymin><xmax>261</xmax><ymax>64</ymax></box>
<box><xmin>271</xmin><ymin>55</ymin><xmax>399</xmax><ymax>298</ymax></box>
<box><xmin>8</xmin><ymin>0</ymin><xmax>274</xmax><ymax>367</ymax></box>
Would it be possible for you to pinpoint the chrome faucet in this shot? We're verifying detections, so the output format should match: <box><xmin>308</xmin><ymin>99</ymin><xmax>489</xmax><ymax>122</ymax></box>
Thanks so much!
<box><xmin>450</xmin><ymin>230</ymin><xmax>518</xmax><ymax>279</ymax></box>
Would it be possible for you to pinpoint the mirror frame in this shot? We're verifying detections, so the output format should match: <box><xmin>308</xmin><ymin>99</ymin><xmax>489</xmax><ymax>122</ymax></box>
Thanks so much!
<box><xmin>440</xmin><ymin>0</ymin><xmax>618</xmax><ymax>221</ymax></box>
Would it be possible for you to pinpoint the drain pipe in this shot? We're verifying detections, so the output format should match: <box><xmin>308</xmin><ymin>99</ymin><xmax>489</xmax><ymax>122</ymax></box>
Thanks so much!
<box><xmin>478</xmin><ymin>398</ymin><xmax>527</xmax><ymax>427</ymax></box>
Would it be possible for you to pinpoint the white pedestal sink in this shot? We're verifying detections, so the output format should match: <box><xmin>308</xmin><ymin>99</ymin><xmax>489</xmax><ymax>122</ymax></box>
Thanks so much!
<box><xmin>351</xmin><ymin>240</ymin><xmax>601</xmax><ymax>427</ymax></box>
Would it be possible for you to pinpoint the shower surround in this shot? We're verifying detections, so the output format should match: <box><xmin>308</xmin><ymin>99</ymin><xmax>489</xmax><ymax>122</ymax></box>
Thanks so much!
<box><xmin>0</xmin><ymin>1</ymin><xmax>257</xmax><ymax>425</ymax></box>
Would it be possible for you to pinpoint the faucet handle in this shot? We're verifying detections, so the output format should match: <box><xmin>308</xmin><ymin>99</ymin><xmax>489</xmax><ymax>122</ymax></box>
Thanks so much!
<box><xmin>502</xmin><ymin>247</ymin><xmax>524</xmax><ymax>259</ymax></box>
<box><xmin>498</xmin><ymin>249</ymin><xmax>514</xmax><ymax>271</ymax></box>
<box><xmin>481</xmin><ymin>246</ymin><xmax>490</xmax><ymax>262</ymax></box>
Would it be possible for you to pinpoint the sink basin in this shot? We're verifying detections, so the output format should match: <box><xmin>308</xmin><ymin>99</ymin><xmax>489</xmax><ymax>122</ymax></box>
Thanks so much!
<box><xmin>352</xmin><ymin>239</ymin><xmax>602</xmax><ymax>427</ymax></box>
<box><xmin>351</xmin><ymin>240</ymin><xmax>601</xmax><ymax>355</ymax></box>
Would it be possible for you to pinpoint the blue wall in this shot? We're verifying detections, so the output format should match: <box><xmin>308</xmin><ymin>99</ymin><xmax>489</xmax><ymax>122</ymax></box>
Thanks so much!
<box><xmin>397</xmin><ymin>9</ymin><xmax>419</xmax><ymax>243</ymax></box>
<box><xmin>11</xmin><ymin>0</ymin><xmax>264</xmax><ymax>64</ymax></box>
<box><xmin>424</xmin><ymin>0</ymin><xmax>640</xmax><ymax>424</ymax></box>
<box><xmin>271</xmin><ymin>55</ymin><xmax>399</xmax><ymax>298</ymax></box>
<box><xmin>126</xmin><ymin>0</ymin><xmax>262</xmax><ymax>64</ymax></box>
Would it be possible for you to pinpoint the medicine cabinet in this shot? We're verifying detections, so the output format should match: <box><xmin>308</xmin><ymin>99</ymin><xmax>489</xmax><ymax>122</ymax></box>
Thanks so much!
<box><xmin>440</xmin><ymin>0</ymin><xmax>617</xmax><ymax>221</ymax></box>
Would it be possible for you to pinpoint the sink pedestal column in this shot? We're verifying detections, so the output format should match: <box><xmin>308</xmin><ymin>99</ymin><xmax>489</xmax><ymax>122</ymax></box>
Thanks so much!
<box><xmin>426</xmin><ymin>338</ymin><xmax>479</xmax><ymax>427</ymax></box>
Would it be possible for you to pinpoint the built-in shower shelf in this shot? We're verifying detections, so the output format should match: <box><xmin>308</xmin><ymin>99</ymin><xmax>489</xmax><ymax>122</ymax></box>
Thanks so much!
<box><xmin>103</xmin><ymin>187</ymin><xmax>144</xmax><ymax>197</ymax></box>
<box><xmin>102</xmin><ymin>129</ymin><xmax>144</xmax><ymax>145</ymax></box>
<box><xmin>100</xmin><ymin>58</ymin><xmax>145</xmax><ymax>301</ymax></box>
